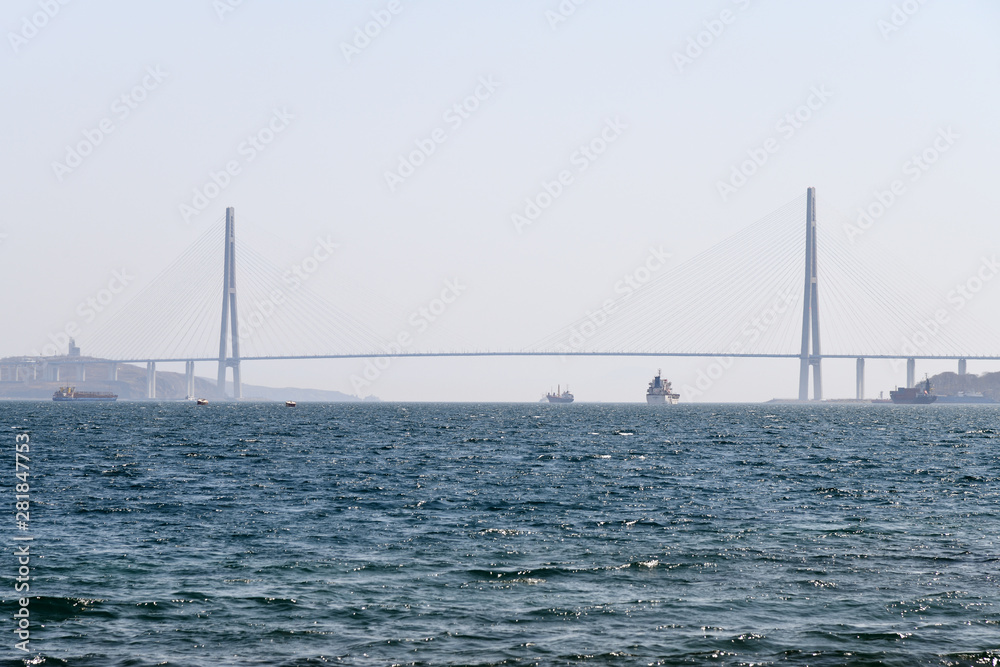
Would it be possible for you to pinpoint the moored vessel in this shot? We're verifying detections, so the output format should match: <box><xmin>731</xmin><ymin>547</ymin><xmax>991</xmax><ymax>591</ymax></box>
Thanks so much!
<box><xmin>889</xmin><ymin>377</ymin><xmax>937</xmax><ymax>404</ymax></box>
<box><xmin>646</xmin><ymin>370</ymin><xmax>679</xmax><ymax>404</ymax></box>
<box><xmin>546</xmin><ymin>385</ymin><xmax>574</xmax><ymax>403</ymax></box>
<box><xmin>935</xmin><ymin>391</ymin><xmax>997</xmax><ymax>404</ymax></box>
<box><xmin>52</xmin><ymin>387</ymin><xmax>117</xmax><ymax>402</ymax></box>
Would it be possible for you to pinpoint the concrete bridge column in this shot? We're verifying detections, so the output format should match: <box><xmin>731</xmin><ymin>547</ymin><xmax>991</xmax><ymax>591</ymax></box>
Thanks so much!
<box><xmin>958</xmin><ymin>358</ymin><xmax>967</xmax><ymax>376</ymax></box>
<box><xmin>79</xmin><ymin>365</ymin><xmax>86</xmax><ymax>382</ymax></box>
<box><xmin>185</xmin><ymin>361</ymin><xmax>195</xmax><ymax>398</ymax></box>
<box><xmin>906</xmin><ymin>358</ymin><xmax>915</xmax><ymax>388</ymax></box>
<box><xmin>146</xmin><ymin>362</ymin><xmax>156</xmax><ymax>399</ymax></box>
<box><xmin>107</xmin><ymin>363</ymin><xmax>118</xmax><ymax>381</ymax></box>
<box><xmin>856</xmin><ymin>358</ymin><xmax>865</xmax><ymax>400</ymax></box>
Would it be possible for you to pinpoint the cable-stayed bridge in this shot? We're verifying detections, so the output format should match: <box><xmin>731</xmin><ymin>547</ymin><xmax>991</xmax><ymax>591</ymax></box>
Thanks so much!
<box><xmin>20</xmin><ymin>188</ymin><xmax>1000</xmax><ymax>399</ymax></box>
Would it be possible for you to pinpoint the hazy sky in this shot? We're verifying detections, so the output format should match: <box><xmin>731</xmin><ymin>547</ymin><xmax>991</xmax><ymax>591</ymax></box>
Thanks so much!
<box><xmin>3</xmin><ymin>0</ymin><xmax>999</xmax><ymax>402</ymax></box>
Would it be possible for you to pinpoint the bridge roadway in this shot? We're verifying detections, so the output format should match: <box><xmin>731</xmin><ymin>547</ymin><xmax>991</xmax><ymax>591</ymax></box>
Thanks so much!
<box><xmin>20</xmin><ymin>351</ymin><xmax>991</xmax><ymax>400</ymax></box>
<box><xmin>25</xmin><ymin>350</ymin><xmax>1000</xmax><ymax>399</ymax></box>
<box><xmin>93</xmin><ymin>352</ymin><xmax>1000</xmax><ymax>363</ymax></box>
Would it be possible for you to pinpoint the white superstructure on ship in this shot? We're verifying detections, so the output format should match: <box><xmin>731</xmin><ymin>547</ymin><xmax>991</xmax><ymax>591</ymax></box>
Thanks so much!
<box><xmin>646</xmin><ymin>370</ymin><xmax>679</xmax><ymax>404</ymax></box>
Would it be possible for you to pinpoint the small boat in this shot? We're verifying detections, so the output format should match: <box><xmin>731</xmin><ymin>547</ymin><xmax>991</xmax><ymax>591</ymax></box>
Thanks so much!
<box><xmin>196</xmin><ymin>398</ymin><xmax>209</xmax><ymax>405</ymax></box>
<box><xmin>871</xmin><ymin>391</ymin><xmax>892</xmax><ymax>403</ymax></box>
<box><xmin>285</xmin><ymin>400</ymin><xmax>297</xmax><ymax>407</ymax></box>
<box><xmin>546</xmin><ymin>385</ymin><xmax>574</xmax><ymax>403</ymax></box>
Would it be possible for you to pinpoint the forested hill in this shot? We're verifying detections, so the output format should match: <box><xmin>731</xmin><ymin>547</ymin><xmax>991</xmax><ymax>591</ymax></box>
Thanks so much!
<box><xmin>927</xmin><ymin>371</ymin><xmax>1000</xmax><ymax>400</ymax></box>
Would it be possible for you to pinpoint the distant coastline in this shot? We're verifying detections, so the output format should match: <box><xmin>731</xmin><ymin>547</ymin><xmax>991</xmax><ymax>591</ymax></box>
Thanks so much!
<box><xmin>0</xmin><ymin>355</ymin><xmax>369</xmax><ymax>402</ymax></box>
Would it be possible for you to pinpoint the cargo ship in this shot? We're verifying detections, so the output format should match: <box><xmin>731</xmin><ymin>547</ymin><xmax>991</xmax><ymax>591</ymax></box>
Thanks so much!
<box><xmin>889</xmin><ymin>377</ymin><xmax>936</xmax><ymax>404</ymax></box>
<box><xmin>546</xmin><ymin>385</ymin><xmax>574</xmax><ymax>403</ymax></box>
<box><xmin>646</xmin><ymin>370</ymin><xmax>679</xmax><ymax>404</ymax></box>
<box><xmin>52</xmin><ymin>387</ymin><xmax>118</xmax><ymax>402</ymax></box>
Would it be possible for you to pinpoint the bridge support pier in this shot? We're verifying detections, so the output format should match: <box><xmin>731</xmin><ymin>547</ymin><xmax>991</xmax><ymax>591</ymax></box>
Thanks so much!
<box><xmin>959</xmin><ymin>358</ymin><xmax>967</xmax><ymax>376</ymax></box>
<box><xmin>906</xmin><ymin>358</ymin><xmax>915</xmax><ymax>388</ymax></box>
<box><xmin>232</xmin><ymin>362</ymin><xmax>241</xmax><ymax>400</ymax></box>
<box><xmin>797</xmin><ymin>187</ymin><xmax>822</xmax><ymax>400</ymax></box>
<box><xmin>147</xmin><ymin>361</ymin><xmax>156</xmax><ymax>399</ymax></box>
<box><xmin>856</xmin><ymin>358</ymin><xmax>865</xmax><ymax>400</ymax></box>
<box><xmin>79</xmin><ymin>365</ymin><xmax>86</xmax><ymax>382</ymax></box>
<box><xmin>185</xmin><ymin>361</ymin><xmax>195</xmax><ymax>398</ymax></box>
<box><xmin>217</xmin><ymin>206</ymin><xmax>242</xmax><ymax>400</ymax></box>
<box><xmin>107</xmin><ymin>363</ymin><xmax>117</xmax><ymax>381</ymax></box>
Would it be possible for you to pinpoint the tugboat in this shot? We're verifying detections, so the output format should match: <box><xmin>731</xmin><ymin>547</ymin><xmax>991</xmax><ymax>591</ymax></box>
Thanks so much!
<box><xmin>546</xmin><ymin>385</ymin><xmax>574</xmax><ymax>403</ymax></box>
<box><xmin>890</xmin><ymin>376</ymin><xmax>937</xmax><ymax>404</ymax></box>
<box><xmin>52</xmin><ymin>387</ymin><xmax>117</xmax><ymax>402</ymax></box>
<box><xmin>646</xmin><ymin>370</ymin><xmax>679</xmax><ymax>404</ymax></box>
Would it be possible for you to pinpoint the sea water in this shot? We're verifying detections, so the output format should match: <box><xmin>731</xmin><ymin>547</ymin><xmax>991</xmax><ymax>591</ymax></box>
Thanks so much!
<box><xmin>1</xmin><ymin>402</ymin><xmax>998</xmax><ymax>666</ymax></box>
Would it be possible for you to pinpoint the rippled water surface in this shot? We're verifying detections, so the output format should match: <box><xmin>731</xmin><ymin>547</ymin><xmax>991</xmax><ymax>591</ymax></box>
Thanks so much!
<box><xmin>2</xmin><ymin>401</ymin><xmax>1000</xmax><ymax>666</ymax></box>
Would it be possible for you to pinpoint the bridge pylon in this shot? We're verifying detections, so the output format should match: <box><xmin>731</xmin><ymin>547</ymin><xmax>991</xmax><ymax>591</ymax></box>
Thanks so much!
<box><xmin>798</xmin><ymin>187</ymin><xmax>822</xmax><ymax>400</ymax></box>
<box><xmin>217</xmin><ymin>206</ymin><xmax>242</xmax><ymax>399</ymax></box>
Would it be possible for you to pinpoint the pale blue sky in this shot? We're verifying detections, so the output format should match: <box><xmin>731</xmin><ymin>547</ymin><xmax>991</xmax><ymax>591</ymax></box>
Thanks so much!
<box><xmin>2</xmin><ymin>0</ymin><xmax>999</xmax><ymax>401</ymax></box>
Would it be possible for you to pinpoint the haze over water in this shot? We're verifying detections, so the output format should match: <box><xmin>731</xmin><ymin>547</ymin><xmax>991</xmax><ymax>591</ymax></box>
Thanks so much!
<box><xmin>4</xmin><ymin>401</ymin><xmax>999</xmax><ymax>665</ymax></box>
<box><xmin>4</xmin><ymin>2</ymin><xmax>999</xmax><ymax>401</ymax></box>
